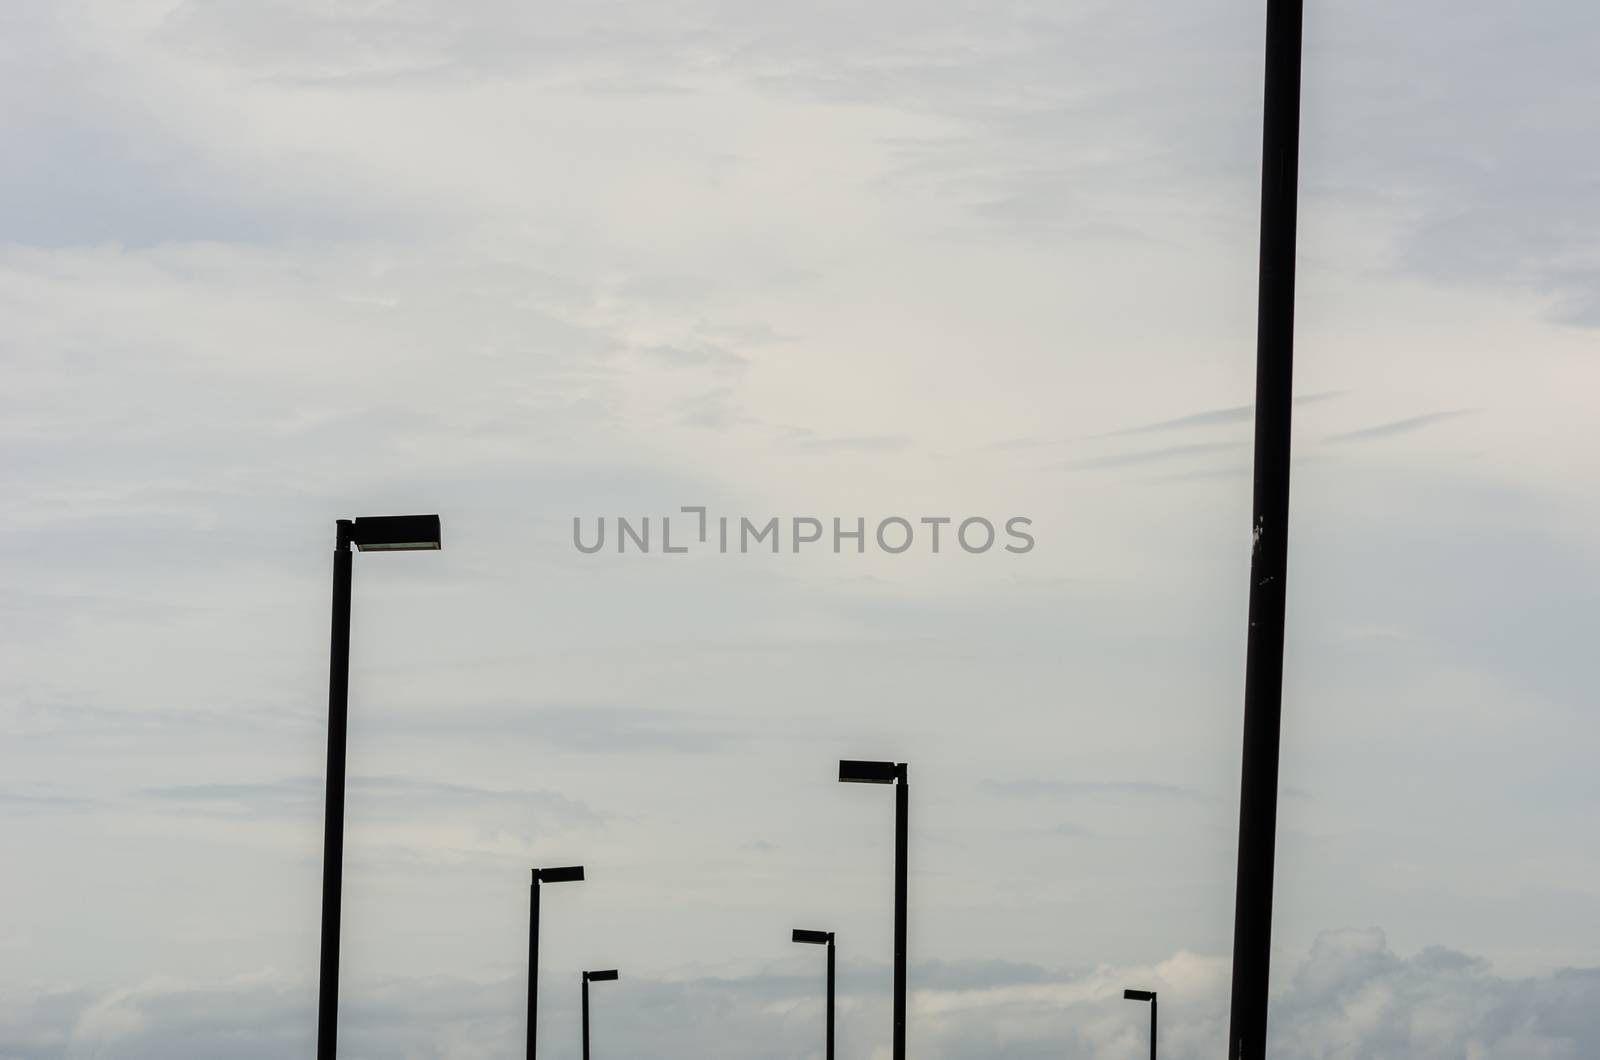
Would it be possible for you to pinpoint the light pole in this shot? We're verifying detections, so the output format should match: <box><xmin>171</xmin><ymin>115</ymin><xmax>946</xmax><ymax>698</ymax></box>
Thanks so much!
<box><xmin>792</xmin><ymin>929</ymin><xmax>835</xmax><ymax>1060</ymax></box>
<box><xmin>838</xmin><ymin>759</ymin><xmax>908</xmax><ymax>1060</ymax></box>
<box><xmin>317</xmin><ymin>514</ymin><xmax>441</xmax><ymax>1060</ymax></box>
<box><xmin>528</xmin><ymin>866</ymin><xmax>584</xmax><ymax>1059</ymax></box>
<box><xmin>581</xmin><ymin>969</ymin><xmax>619</xmax><ymax>1060</ymax></box>
<box><xmin>1228</xmin><ymin>1</ymin><xmax>1305</xmax><ymax>1056</ymax></box>
<box><xmin>1124</xmin><ymin>989</ymin><xmax>1157</xmax><ymax>1060</ymax></box>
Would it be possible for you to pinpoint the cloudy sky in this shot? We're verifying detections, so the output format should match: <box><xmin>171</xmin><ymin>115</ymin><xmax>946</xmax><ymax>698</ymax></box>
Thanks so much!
<box><xmin>4</xmin><ymin>0</ymin><xmax>1600</xmax><ymax>1056</ymax></box>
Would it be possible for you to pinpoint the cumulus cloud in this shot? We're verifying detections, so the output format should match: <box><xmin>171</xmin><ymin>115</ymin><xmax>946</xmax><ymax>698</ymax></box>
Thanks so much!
<box><xmin>4</xmin><ymin>932</ymin><xmax>1597</xmax><ymax>1059</ymax></box>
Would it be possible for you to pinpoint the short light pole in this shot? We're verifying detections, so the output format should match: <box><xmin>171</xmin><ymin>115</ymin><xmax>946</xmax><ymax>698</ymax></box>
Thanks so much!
<box><xmin>792</xmin><ymin>929</ymin><xmax>836</xmax><ymax>1060</ymax></box>
<box><xmin>581</xmin><ymin>969</ymin><xmax>618</xmax><ymax>1060</ymax></box>
<box><xmin>317</xmin><ymin>514</ymin><xmax>441</xmax><ymax>1060</ymax></box>
<box><xmin>1124</xmin><ymin>989</ymin><xmax>1157</xmax><ymax>1060</ymax></box>
<box><xmin>838</xmin><ymin>759</ymin><xmax>908</xmax><ymax>1060</ymax></box>
<box><xmin>528</xmin><ymin>866</ymin><xmax>584</xmax><ymax>1059</ymax></box>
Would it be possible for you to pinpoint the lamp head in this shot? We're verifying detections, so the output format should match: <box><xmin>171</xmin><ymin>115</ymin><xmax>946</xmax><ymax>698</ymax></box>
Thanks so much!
<box><xmin>838</xmin><ymin>759</ymin><xmax>902</xmax><ymax>784</ymax></box>
<box><xmin>350</xmin><ymin>514</ymin><xmax>442</xmax><ymax>552</ymax></box>
<box><xmin>1124</xmin><ymin>989</ymin><xmax>1156</xmax><ymax>1002</ymax></box>
<box><xmin>792</xmin><ymin>929</ymin><xmax>832</xmax><ymax>945</ymax></box>
<box><xmin>535</xmin><ymin>866</ymin><xmax>585</xmax><ymax>884</ymax></box>
<box><xmin>585</xmin><ymin>969</ymin><xmax>619</xmax><ymax>983</ymax></box>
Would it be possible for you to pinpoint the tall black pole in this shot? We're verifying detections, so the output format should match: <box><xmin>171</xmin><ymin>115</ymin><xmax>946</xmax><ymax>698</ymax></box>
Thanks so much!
<box><xmin>1150</xmin><ymin>994</ymin><xmax>1158</xmax><ymax>1060</ymax></box>
<box><xmin>893</xmin><ymin>767</ymin><xmax>908</xmax><ymax>1060</ymax></box>
<box><xmin>316</xmin><ymin>520</ymin><xmax>354</xmax><ymax>1060</ymax></box>
<box><xmin>1227</xmin><ymin>1</ymin><xmax>1304</xmax><ymax>1058</ymax></box>
<box><xmin>826</xmin><ymin>934</ymin><xmax>836</xmax><ymax>1060</ymax></box>
<box><xmin>527</xmin><ymin>876</ymin><xmax>541</xmax><ymax>1059</ymax></box>
<box><xmin>581</xmin><ymin>974</ymin><xmax>590</xmax><ymax>1060</ymax></box>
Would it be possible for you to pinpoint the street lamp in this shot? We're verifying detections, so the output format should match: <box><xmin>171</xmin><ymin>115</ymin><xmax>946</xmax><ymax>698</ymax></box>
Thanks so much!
<box><xmin>1124</xmin><ymin>989</ymin><xmax>1158</xmax><ymax>1060</ymax></box>
<box><xmin>838</xmin><ymin>759</ymin><xmax>909</xmax><ymax>1060</ymax></box>
<box><xmin>316</xmin><ymin>514</ymin><xmax>441</xmax><ymax>1060</ymax></box>
<box><xmin>529</xmin><ymin>866</ymin><xmax>585</xmax><ymax>1059</ymax></box>
<box><xmin>792</xmin><ymin>929</ymin><xmax>836</xmax><ymax>1060</ymax></box>
<box><xmin>582</xmin><ymin>969</ymin><xmax>619</xmax><ymax>1060</ymax></box>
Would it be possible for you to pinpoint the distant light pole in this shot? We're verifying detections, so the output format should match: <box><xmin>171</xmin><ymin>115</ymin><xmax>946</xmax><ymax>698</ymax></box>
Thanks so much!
<box><xmin>581</xmin><ymin>969</ymin><xmax>619</xmax><ymax>1060</ymax></box>
<box><xmin>838</xmin><ymin>759</ymin><xmax>908</xmax><ymax>1060</ymax></box>
<box><xmin>1124</xmin><ymin>989</ymin><xmax>1158</xmax><ymax>1060</ymax></box>
<box><xmin>317</xmin><ymin>514</ymin><xmax>442</xmax><ymax>1060</ymax></box>
<box><xmin>528</xmin><ymin>866</ymin><xmax>585</xmax><ymax>1059</ymax></box>
<box><xmin>792</xmin><ymin>929</ymin><xmax>836</xmax><ymax>1060</ymax></box>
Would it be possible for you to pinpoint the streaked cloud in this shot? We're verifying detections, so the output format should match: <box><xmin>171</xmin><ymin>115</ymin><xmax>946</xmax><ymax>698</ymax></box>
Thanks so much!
<box><xmin>136</xmin><ymin>775</ymin><xmax>601</xmax><ymax>824</ymax></box>
<box><xmin>988</xmin><ymin>779</ymin><xmax>1203</xmax><ymax>802</ymax></box>
<box><xmin>1323</xmin><ymin>409</ymin><xmax>1478</xmax><ymax>445</ymax></box>
<box><xmin>1058</xmin><ymin>441</ymin><xmax>1246</xmax><ymax>471</ymax></box>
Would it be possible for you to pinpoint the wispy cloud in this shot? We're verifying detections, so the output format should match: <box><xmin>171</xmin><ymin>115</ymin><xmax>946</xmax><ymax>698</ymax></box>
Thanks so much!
<box><xmin>793</xmin><ymin>434</ymin><xmax>909</xmax><ymax>452</ymax></box>
<box><xmin>1324</xmin><ymin>409</ymin><xmax>1478</xmax><ymax>444</ymax></box>
<box><xmin>678</xmin><ymin>387</ymin><xmax>745</xmax><ymax>430</ymax></box>
<box><xmin>137</xmin><ymin>775</ymin><xmax>600</xmax><ymax>824</ymax></box>
<box><xmin>0</xmin><ymin>790</ymin><xmax>97</xmax><ymax>815</ymax></box>
<box><xmin>980</xmin><ymin>435</ymin><xmax>1049</xmax><ymax>451</ymax></box>
<box><xmin>1107</xmin><ymin>403</ymin><xmax>1254</xmax><ymax>435</ymax></box>
<box><xmin>1143</xmin><ymin>464</ymin><xmax>1250</xmax><ymax>484</ymax></box>
<box><xmin>644</xmin><ymin>343</ymin><xmax>749</xmax><ymax>374</ymax></box>
<box><xmin>1102</xmin><ymin>391</ymin><xmax>1344</xmax><ymax>438</ymax></box>
<box><xmin>395</xmin><ymin>705</ymin><xmax>744</xmax><ymax>755</ymax></box>
<box><xmin>1058</xmin><ymin>441</ymin><xmax>1245</xmax><ymax>471</ymax></box>
<box><xmin>987</xmin><ymin>779</ymin><xmax>1203</xmax><ymax>802</ymax></box>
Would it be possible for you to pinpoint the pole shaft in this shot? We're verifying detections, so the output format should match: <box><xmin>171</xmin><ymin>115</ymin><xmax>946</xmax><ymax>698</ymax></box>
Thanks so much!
<box><xmin>893</xmin><ymin>776</ymin><xmax>908</xmax><ymax>1060</ymax></box>
<box><xmin>1151</xmin><ymin>997</ymin><xmax>1158</xmax><ymax>1060</ymax></box>
<box><xmin>581</xmin><ymin>976</ymin><xmax>590</xmax><ymax>1060</ymax></box>
<box><xmin>316</xmin><ymin>537</ymin><xmax>353</xmax><ymax>1060</ymax></box>
<box><xmin>827</xmin><ymin>938</ymin><xmax>836</xmax><ymax>1060</ymax></box>
<box><xmin>528</xmin><ymin>881</ymin><xmax>540</xmax><ymax>1059</ymax></box>
<box><xmin>1227</xmin><ymin>1</ymin><xmax>1304</xmax><ymax>1058</ymax></box>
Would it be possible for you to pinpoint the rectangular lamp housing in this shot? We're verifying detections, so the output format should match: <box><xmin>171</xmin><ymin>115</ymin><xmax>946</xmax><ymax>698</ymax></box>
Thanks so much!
<box><xmin>839</xmin><ymin>759</ymin><xmax>899</xmax><ymax>784</ymax></box>
<box><xmin>351</xmin><ymin>514</ymin><xmax>442</xmax><ymax>552</ymax></box>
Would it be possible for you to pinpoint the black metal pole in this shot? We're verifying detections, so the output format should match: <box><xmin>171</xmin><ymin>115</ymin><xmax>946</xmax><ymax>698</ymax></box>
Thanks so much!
<box><xmin>826</xmin><ymin>934</ymin><xmax>836</xmax><ymax>1060</ymax></box>
<box><xmin>893</xmin><ymin>767</ymin><xmax>908</xmax><ymax>1060</ymax></box>
<box><xmin>582</xmin><ymin>973</ymin><xmax>595</xmax><ymax>1060</ymax></box>
<box><xmin>1227</xmin><ymin>1</ymin><xmax>1304</xmax><ymax>1058</ymax></box>
<box><xmin>1151</xmin><ymin>995</ymin><xmax>1158</xmax><ymax>1060</ymax></box>
<box><xmin>528</xmin><ymin>876</ymin><xmax>541</xmax><ymax>1059</ymax></box>
<box><xmin>316</xmin><ymin>521</ymin><xmax>354</xmax><ymax>1060</ymax></box>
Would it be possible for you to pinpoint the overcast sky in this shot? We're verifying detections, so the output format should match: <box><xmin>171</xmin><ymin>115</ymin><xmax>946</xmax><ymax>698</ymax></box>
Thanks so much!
<box><xmin>4</xmin><ymin>0</ymin><xmax>1600</xmax><ymax>1057</ymax></box>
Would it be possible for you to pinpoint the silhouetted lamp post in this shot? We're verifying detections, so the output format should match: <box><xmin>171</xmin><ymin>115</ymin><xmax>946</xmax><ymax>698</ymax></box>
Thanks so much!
<box><xmin>316</xmin><ymin>514</ymin><xmax>441</xmax><ymax>1060</ymax></box>
<box><xmin>792</xmin><ymin>929</ymin><xmax>836</xmax><ymax>1060</ymax></box>
<box><xmin>581</xmin><ymin>969</ymin><xmax>619</xmax><ymax>1060</ymax></box>
<box><xmin>1124</xmin><ymin>989</ymin><xmax>1157</xmax><ymax>1060</ymax></box>
<box><xmin>838</xmin><ymin>758</ymin><xmax>908</xmax><ymax>1060</ymax></box>
<box><xmin>1228</xmin><ymin>1</ymin><xmax>1306</xmax><ymax>1057</ymax></box>
<box><xmin>528</xmin><ymin>866</ymin><xmax>585</xmax><ymax>1059</ymax></box>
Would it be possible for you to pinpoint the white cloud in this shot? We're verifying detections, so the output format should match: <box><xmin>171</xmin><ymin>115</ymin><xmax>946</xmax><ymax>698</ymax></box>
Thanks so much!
<box><xmin>4</xmin><ymin>933</ymin><xmax>1598</xmax><ymax>1058</ymax></box>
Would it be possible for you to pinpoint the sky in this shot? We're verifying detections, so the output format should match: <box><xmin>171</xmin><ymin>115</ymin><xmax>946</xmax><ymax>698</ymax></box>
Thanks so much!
<box><xmin>3</xmin><ymin>0</ymin><xmax>1600</xmax><ymax>1056</ymax></box>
